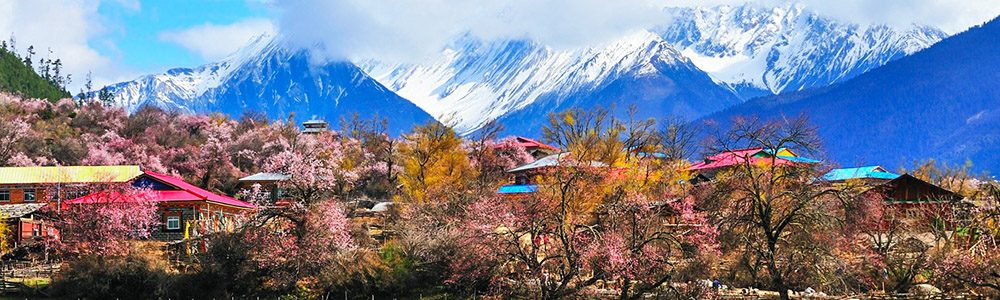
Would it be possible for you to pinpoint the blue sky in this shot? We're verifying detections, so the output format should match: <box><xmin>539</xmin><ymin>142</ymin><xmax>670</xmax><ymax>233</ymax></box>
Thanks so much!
<box><xmin>94</xmin><ymin>0</ymin><xmax>272</xmax><ymax>71</ymax></box>
<box><xmin>2</xmin><ymin>0</ymin><xmax>999</xmax><ymax>91</ymax></box>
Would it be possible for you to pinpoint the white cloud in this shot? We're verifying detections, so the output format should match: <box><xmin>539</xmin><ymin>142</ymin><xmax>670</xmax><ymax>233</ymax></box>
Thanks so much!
<box><xmin>0</xmin><ymin>0</ymin><xmax>130</xmax><ymax>92</ymax></box>
<box><xmin>276</xmin><ymin>0</ymin><xmax>666</xmax><ymax>63</ymax></box>
<box><xmin>110</xmin><ymin>0</ymin><xmax>140</xmax><ymax>12</ymax></box>
<box><xmin>664</xmin><ymin>0</ymin><xmax>1000</xmax><ymax>34</ymax></box>
<box><xmin>159</xmin><ymin>18</ymin><xmax>276</xmax><ymax>61</ymax></box>
<box><xmin>3</xmin><ymin>0</ymin><xmax>996</xmax><ymax>93</ymax></box>
<box><xmin>276</xmin><ymin>0</ymin><xmax>1000</xmax><ymax>64</ymax></box>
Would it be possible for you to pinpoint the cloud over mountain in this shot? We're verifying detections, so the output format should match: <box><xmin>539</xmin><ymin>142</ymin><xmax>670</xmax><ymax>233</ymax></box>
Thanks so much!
<box><xmin>275</xmin><ymin>0</ymin><xmax>667</xmax><ymax>63</ymax></box>
<box><xmin>159</xmin><ymin>18</ymin><xmax>276</xmax><ymax>61</ymax></box>
<box><xmin>271</xmin><ymin>0</ymin><xmax>1000</xmax><ymax>66</ymax></box>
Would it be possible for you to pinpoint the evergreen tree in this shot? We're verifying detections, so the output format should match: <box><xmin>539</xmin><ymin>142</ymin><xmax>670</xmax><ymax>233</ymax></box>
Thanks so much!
<box><xmin>98</xmin><ymin>86</ymin><xmax>114</xmax><ymax>106</ymax></box>
<box><xmin>0</xmin><ymin>43</ymin><xmax>70</xmax><ymax>101</ymax></box>
<box><xmin>76</xmin><ymin>71</ymin><xmax>93</xmax><ymax>104</ymax></box>
<box><xmin>52</xmin><ymin>58</ymin><xmax>64</xmax><ymax>88</ymax></box>
<box><xmin>84</xmin><ymin>71</ymin><xmax>93</xmax><ymax>94</ymax></box>
<box><xmin>41</xmin><ymin>58</ymin><xmax>51</xmax><ymax>82</ymax></box>
<box><xmin>24</xmin><ymin>45</ymin><xmax>34</xmax><ymax>68</ymax></box>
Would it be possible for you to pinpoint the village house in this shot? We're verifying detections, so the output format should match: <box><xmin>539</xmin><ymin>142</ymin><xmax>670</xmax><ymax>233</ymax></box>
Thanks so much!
<box><xmin>0</xmin><ymin>165</ymin><xmax>143</xmax><ymax>206</ymax></box>
<box><xmin>302</xmin><ymin>117</ymin><xmax>330</xmax><ymax>134</ymax></box>
<box><xmin>0</xmin><ymin>203</ymin><xmax>57</xmax><ymax>248</ymax></box>
<box><xmin>822</xmin><ymin>166</ymin><xmax>962</xmax><ymax>208</ymax></box>
<box><xmin>66</xmin><ymin>171</ymin><xmax>255</xmax><ymax>242</ymax></box>
<box><xmin>497</xmin><ymin>152</ymin><xmax>609</xmax><ymax>196</ymax></box>
<box><xmin>0</xmin><ymin>166</ymin><xmax>144</xmax><ymax>247</ymax></box>
<box><xmin>863</xmin><ymin>173</ymin><xmax>962</xmax><ymax>216</ymax></box>
<box><xmin>238</xmin><ymin>172</ymin><xmax>291</xmax><ymax>206</ymax></box>
<box><xmin>686</xmin><ymin>147</ymin><xmax>821</xmax><ymax>183</ymax></box>
<box><xmin>506</xmin><ymin>136</ymin><xmax>559</xmax><ymax>159</ymax></box>
<box><xmin>0</xmin><ymin>165</ymin><xmax>255</xmax><ymax>248</ymax></box>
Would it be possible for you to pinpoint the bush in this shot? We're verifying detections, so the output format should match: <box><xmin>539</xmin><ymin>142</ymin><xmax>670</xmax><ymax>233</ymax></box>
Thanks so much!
<box><xmin>51</xmin><ymin>250</ymin><xmax>168</xmax><ymax>299</ymax></box>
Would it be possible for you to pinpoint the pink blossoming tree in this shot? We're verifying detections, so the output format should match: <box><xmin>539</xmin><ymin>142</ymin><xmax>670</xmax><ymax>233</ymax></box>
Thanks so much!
<box><xmin>58</xmin><ymin>184</ymin><xmax>160</xmax><ymax>256</ymax></box>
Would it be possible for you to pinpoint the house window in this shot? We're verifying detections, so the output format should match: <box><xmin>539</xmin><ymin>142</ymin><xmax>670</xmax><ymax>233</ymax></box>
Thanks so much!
<box><xmin>166</xmin><ymin>216</ymin><xmax>181</xmax><ymax>230</ymax></box>
<box><xmin>0</xmin><ymin>189</ymin><xmax>9</xmax><ymax>202</ymax></box>
<box><xmin>23</xmin><ymin>189</ymin><xmax>36</xmax><ymax>202</ymax></box>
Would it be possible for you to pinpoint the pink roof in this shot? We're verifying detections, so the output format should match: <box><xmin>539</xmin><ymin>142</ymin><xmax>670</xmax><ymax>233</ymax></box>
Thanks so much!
<box><xmin>705</xmin><ymin>147</ymin><xmax>762</xmax><ymax>161</ymax></box>
<box><xmin>686</xmin><ymin>147</ymin><xmax>795</xmax><ymax>171</ymax></box>
<box><xmin>513</xmin><ymin>137</ymin><xmax>558</xmax><ymax>151</ymax></box>
<box><xmin>65</xmin><ymin>171</ymin><xmax>255</xmax><ymax>209</ymax></box>
<box><xmin>142</xmin><ymin>171</ymin><xmax>255</xmax><ymax>209</ymax></box>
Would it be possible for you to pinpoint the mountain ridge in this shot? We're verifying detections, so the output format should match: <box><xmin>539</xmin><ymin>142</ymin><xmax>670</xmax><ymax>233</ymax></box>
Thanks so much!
<box><xmin>105</xmin><ymin>36</ymin><xmax>434</xmax><ymax>134</ymax></box>
<box><xmin>701</xmin><ymin>16</ymin><xmax>1000</xmax><ymax>172</ymax></box>
<box><xmin>363</xmin><ymin>30</ymin><xmax>741</xmax><ymax>134</ymax></box>
<box><xmin>103</xmin><ymin>3</ymin><xmax>952</xmax><ymax>138</ymax></box>
<box><xmin>659</xmin><ymin>3</ymin><xmax>947</xmax><ymax>98</ymax></box>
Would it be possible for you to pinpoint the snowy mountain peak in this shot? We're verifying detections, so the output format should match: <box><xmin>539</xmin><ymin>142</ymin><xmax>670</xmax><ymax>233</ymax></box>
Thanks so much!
<box><xmin>108</xmin><ymin>33</ymin><xmax>280</xmax><ymax>113</ymax></box>
<box><xmin>362</xmin><ymin>30</ymin><xmax>702</xmax><ymax>133</ymax></box>
<box><xmin>103</xmin><ymin>2</ymin><xmax>951</xmax><ymax>136</ymax></box>
<box><xmin>104</xmin><ymin>33</ymin><xmax>433</xmax><ymax>134</ymax></box>
<box><xmin>660</xmin><ymin>3</ymin><xmax>948</xmax><ymax>97</ymax></box>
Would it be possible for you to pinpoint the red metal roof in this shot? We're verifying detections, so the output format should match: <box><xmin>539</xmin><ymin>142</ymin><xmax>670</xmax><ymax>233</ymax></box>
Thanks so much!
<box><xmin>512</xmin><ymin>137</ymin><xmax>559</xmax><ymax>151</ymax></box>
<box><xmin>65</xmin><ymin>171</ymin><xmax>255</xmax><ymax>209</ymax></box>
<box><xmin>686</xmin><ymin>147</ymin><xmax>796</xmax><ymax>171</ymax></box>
<box><xmin>142</xmin><ymin>171</ymin><xmax>255</xmax><ymax>208</ymax></box>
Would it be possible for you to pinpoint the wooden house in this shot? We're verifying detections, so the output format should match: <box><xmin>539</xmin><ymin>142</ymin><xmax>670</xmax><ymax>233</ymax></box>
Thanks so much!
<box><xmin>0</xmin><ymin>165</ymin><xmax>142</xmax><ymax>206</ymax></box>
<box><xmin>506</xmin><ymin>137</ymin><xmax>559</xmax><ymax>159</ymax></box>
<box><xmin>237</xmin><ymin>172</ymin><xmax>291</xmax><ymax>206</ymax></box>
<box><xmin>66</xmin><ymin>171</ymin><xmax>255</xmax><ymax>242</ymax></box>
<box><xmin>498</xmin><ymin>152</ymin><xmax>611</xmax><ymax>196</ymax></box>
<box><xmin>686</xmin><ymin>147</ymin><xmax>820</xmax><ymax>182</ymax></box>
<box><xmin>863</xmin><ymin>174</ymin><xmax>962</xmax><ymax>208</ymax></box>
<box><xmin>0</xmin><ymin>203</ymin><xmax>58</xmax><ymax>248</ymax></box>
<box><xmin>0</xmin><ymin>166</ymin><xmax>142</xmax><ymax>247</ymax></box>
<box><xmin>302</xmin><ymin>117</ymin><xmax>330</xmax><ymax>134</ymax></box>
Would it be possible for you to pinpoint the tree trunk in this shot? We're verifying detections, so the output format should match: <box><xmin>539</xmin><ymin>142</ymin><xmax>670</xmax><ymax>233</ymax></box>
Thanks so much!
<box><xmin>619</xmin><ymin>278</ymin><xmax>631</xmax><ymax>300</ymax></box>
<box><xmin>767</xmin><ymin>241</ymin><xmax>789</xmax><ymax>300</ymax></box>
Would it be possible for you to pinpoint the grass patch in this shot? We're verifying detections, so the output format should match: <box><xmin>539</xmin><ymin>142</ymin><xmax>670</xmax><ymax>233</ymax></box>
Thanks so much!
<box><xmin>7</xmin><ymin>277</ymin><xmax>51</xmax><ymax>288</ymax></box>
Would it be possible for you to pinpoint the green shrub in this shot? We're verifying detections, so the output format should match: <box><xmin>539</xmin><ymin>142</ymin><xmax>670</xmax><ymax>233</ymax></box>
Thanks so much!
<box><xmin>52</xmin><ymin>252</ymin><xmax>167</xmax><ymax>299</ymax></box>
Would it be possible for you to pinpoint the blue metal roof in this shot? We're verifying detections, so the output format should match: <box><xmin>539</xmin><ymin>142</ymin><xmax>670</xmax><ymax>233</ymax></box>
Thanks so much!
<box><xmin>776</xmin><ymin>155</ymin><xmax>821</xmax><ymax>163</ymax></box>
<box><xmin>636</xmin><ymin>152</ymin><xmax>668</xmax><ymax>159</ymax></box>
<box><xmin>822</xmin><ymin>166</ymin><xmax>900</xmax><ymax>181</ymax></box>
<box><xmin>497</xmin><ymin>184</ymin><xmax>538</xmax><ymax>194</ymax></box>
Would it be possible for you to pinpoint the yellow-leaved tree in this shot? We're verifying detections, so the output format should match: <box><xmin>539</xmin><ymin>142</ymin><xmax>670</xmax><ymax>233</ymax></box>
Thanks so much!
<box><xmin>398</xmin><ymin>121</ymin><xmax>473</xmax><ymax>203</ymax></box>
<box><xmin>0</xmin><ymin>213</ymin><xmax>9</xmax><ymax>254</ymax></box>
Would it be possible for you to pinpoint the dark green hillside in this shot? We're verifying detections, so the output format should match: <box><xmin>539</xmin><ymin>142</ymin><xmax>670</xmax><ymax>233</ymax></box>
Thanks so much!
<box><xmin>0</xmin><ymin>46</ymin><xmax>70</xmax><ymax>101</ymax></box>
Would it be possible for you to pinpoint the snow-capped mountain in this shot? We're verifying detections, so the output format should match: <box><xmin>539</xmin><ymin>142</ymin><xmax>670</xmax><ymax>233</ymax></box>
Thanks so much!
<box><xmin>362</xmin><ymin>31</ymin><xmax>741</xmax><ymax>134</ymax></box>
<box><xmin>105</xmin><ymin>3</ymin><xmax>950</xmax><ymax>136</ymax></box>
<box><xmin>703</xmin><ymin>16</ymin><xmax>1000</xmax><ymax>172</ymax></box>
<box><xmin>659</xmin><ymin>3</ymin><xmax>947</xmax><ymax>98</ymax></box>
<box><xmin>108</xmin><ymin>34</ymin><xmax>273</xmax><ymax>113</ymax></box>
<box><xmin>106</xmin><ymin>35</ymin><xmax>434</xmax><ymax>134</ymax></box>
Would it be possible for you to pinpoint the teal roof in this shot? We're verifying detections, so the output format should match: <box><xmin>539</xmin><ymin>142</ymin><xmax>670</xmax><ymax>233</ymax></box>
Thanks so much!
<box><xmin>497</xmin><ymin>184</ymin><xmax>538</xmax><ymax>194</ymax></box>
<box><xmin>822</xmin><ymin>166</ymin><xmax>900</xmax><ymax>181</ymax></box>
<box><xmin>777</xmin><ymin>155</ymin><xmax>821</xmax><ymax>163</ymax></box>
<box><xmin>761</xmin><ymin>148</ymin><xmax>821</xmax><ymax>163</ymax></box>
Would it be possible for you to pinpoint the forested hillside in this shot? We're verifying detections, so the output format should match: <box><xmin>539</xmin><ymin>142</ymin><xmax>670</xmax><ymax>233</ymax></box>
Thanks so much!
<box><xmin>0</xmin><ymin>43</ymin><xmax>70</xmax><ymax>101</ymax></box>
